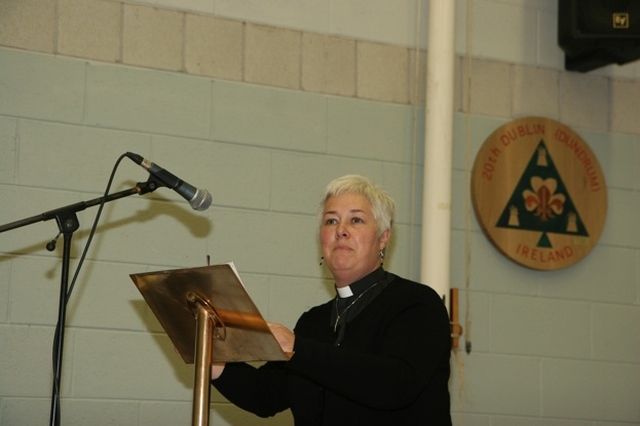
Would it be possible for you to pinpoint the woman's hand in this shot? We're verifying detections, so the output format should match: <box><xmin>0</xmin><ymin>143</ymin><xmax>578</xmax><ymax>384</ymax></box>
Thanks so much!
<box><xmin>211</xmin><ymin>363</ymin><xmax>226</xmax><ymax>380</ymax></box>
<box><xmin>267</xmin><ymin>322</ymin><xmax>295</xmax><ymax>355</ymax></box>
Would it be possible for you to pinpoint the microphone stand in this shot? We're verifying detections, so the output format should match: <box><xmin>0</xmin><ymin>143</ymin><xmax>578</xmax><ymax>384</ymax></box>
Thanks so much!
<box><xmin>0</xmin><ymin>178</ymin><xmax>162</xmax><ymax>426</ymax></box>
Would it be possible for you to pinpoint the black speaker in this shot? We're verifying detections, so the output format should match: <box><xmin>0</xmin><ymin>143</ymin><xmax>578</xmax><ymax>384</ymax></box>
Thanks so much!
<box><xmin>558</xmin><ymin>0</ymin><xmax>640</xmax><ymax>72</ymax></box>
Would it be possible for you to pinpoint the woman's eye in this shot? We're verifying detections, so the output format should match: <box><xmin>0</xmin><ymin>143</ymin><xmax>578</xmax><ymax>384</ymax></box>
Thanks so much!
<box><xmin>325</xmin><ymin>218</ymin><xmax>338</xmax><ymax>225</ymax></box>
<box><xmin>352</xmin><ymin>217</ymin><xmax>364</xmax><ymax>224</ymax></box>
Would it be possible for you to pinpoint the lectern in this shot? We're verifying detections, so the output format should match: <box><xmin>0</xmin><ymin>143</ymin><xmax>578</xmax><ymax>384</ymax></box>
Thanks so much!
<box><xmin>130</xmin><ymin>263</ymin><xmax>288</xmax><ymax>426</ymax></box>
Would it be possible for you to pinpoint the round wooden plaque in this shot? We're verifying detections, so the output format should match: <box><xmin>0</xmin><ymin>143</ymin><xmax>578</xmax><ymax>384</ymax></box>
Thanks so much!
<box><xmin>471</xmin><ymin>117</ymin><xmax>607</xmax><ymax>271</ymax></box>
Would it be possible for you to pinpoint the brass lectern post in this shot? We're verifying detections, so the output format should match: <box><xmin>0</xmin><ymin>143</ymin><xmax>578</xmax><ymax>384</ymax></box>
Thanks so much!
<box><xmin>192</xmin><ymin>302</ymin><xmax>213</xmax><ymax>426</ymax></box>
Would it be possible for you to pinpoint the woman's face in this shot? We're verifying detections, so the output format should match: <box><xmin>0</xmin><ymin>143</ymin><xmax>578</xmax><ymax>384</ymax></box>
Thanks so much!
<box><xmin>320</xmin><ymin>193</ymin><xmax>390</xmax><ymax>287</ymax></box>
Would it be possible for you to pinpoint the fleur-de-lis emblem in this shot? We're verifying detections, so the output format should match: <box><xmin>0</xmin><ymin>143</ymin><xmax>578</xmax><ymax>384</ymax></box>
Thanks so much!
<box><xmin>523</xmin><ymin>177</ymin><xmax>565</xmax><ymax>222</ymax></box>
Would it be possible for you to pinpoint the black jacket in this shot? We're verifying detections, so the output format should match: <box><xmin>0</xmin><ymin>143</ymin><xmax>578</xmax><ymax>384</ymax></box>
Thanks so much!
<box><xmin>213</xmin><ymin>271</ymin><xmax>452</xmax><ymax>425</ymax></box>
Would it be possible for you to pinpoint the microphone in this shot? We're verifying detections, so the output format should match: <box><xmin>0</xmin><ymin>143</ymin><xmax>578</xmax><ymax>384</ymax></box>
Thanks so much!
<box><xmin>125</xmin><ymin>152</ymin><xmax>212</xmax><ymax>211</ymax></box>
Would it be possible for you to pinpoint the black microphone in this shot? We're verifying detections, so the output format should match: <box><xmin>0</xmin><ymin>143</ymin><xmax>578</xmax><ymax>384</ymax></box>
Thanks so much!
<box><xmin>125</xmin><ymin>152</ymin><xmax>212</xmax><ymax>211</ymax></box>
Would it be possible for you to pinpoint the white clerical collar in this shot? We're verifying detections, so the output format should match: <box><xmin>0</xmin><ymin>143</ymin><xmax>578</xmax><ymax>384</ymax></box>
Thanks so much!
<box><xmin>336</xmin><ymin>285</ymin><xmax>354</xmax><ymax>298</ymax></box>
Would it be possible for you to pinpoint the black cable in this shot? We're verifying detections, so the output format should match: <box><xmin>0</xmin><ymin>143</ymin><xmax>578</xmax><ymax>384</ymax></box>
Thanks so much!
<box><xmin>66</xmin><ymin>153</ymin><xmax>127</xmax><ymax>301</ymax></box>
<box><xmin>50</xmin><ymin>153</ymin><xmax>128</xmax><ymax>424</ymax></box>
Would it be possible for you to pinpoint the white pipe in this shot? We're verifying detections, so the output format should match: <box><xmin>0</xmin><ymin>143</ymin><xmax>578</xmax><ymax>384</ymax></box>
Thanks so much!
<box><xmin>421</xmin><ymin>0</ymin><xmax>456</xmax><ymax>312</ymax></box>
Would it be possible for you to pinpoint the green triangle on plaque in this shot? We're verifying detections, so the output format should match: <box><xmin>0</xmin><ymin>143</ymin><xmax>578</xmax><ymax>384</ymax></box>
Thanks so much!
<box><xmin>495</xmin><ymin>139</ymin><xmax>589</xmax><ymax>248</ymax></box>
<box><xmin>537</xmin><ymin>232</ymin><xmax>552</xmax><ymax>248</ymax></box>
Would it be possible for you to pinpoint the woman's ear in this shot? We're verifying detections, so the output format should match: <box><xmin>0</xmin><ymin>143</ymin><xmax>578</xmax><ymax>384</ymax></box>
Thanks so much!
<box><xmin>379</xmin><ymin>229</ymin><xmax>391</xmax><ymax>249</ymax></box>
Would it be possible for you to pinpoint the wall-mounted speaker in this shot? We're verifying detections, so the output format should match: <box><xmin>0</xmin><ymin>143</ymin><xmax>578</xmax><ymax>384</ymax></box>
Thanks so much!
<box><xmin>558</xmin><ymin>0</ymin><xmax>640</xmax><ymax>72</ymax></box>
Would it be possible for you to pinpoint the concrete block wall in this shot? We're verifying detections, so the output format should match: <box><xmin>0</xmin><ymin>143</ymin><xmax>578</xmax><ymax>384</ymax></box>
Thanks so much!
<box><xmin>0</xmin><ymin>0</ymin><xmax>639</xmax><ymax>425</ymax></box>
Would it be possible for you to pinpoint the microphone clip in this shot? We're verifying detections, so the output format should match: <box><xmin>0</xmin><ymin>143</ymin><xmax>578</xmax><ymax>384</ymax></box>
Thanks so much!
<box><xmin>135</xmin><ymin>175</ymin><xmax>164</xmax><ymax>195</ymax></box>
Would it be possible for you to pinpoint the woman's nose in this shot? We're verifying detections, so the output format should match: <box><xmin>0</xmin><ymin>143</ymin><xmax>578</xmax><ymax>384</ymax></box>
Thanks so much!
<box><xmin>336</xmin><ymin>225</ymin><xmax>349</xmax><ymax>238</ymax></box>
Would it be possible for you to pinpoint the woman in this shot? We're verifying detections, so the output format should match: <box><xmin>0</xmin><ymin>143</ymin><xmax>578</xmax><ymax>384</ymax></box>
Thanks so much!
<box><xmin>212</xmin><ymin>175</ymin><xmax>452</xmax><ymax>425</ymax></box>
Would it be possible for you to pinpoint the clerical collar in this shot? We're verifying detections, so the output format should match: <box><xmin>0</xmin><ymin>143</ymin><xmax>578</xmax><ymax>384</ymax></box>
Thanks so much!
<box><xmin>336</xmin><ymin>286</ymin><xmax>353</xmax><ymax>298</ymax></box>
<box><xmin>335</xmin><ymin>267</ymin><xmax>386</xmax><ymax>299</ymax></box>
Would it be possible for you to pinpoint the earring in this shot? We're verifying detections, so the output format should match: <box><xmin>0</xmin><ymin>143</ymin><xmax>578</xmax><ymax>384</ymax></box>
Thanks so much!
<box><xmin>379</xmin><ymin>250</ymin><xmax>385</xmax><ymax>260</ymax></box>
<box><xmin>319</xmin><ymin>256</ymin><xmax>324</xmax><ymax>266</ymax></box>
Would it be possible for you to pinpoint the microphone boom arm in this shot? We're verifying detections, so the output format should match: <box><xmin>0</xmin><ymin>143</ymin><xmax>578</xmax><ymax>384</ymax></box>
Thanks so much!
<box><xmin>0</xmin><ymin>179</ymin><xmax>160</xmax><ymax>234</ymax></box>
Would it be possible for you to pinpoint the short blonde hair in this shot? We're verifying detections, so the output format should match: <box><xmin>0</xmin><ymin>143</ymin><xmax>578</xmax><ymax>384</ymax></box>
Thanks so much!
<box><xmin>319</xmin><ymin>174</ymin><xmax>395</xmax><ymax>236</ymax></box>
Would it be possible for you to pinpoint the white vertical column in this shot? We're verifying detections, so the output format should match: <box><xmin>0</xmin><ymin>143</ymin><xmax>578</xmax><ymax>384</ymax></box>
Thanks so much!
<box><xmin>421</xmin><ymin>0</ymin><xmax>456</xmax><ymax>311</ymax></box>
